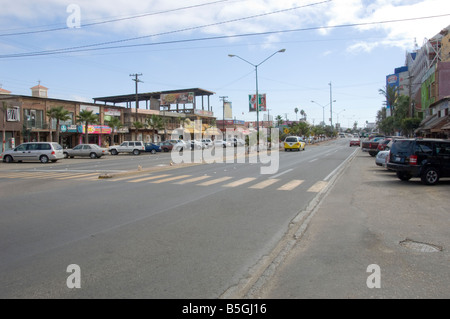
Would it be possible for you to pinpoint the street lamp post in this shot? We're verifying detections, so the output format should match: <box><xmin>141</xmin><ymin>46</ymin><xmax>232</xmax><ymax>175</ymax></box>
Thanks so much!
<box><xmin>333</xmin><ymin>109</ymin><xmax>345</xmax><ymax>131</ymax></box>
<box><xmin>229</xmin><ymin>49</ymin><xmax>286</xmax><ymax>149</ymax></box>
<box><xmin>311</xmin><ymin>100</ymin><xmax>336</xmax><ymax>126</ymax></box>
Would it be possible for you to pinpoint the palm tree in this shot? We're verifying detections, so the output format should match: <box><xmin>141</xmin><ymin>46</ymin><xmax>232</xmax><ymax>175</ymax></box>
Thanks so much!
<box><xmin>105</xmin><ymin>116</ymin><xmax>123</xmax><ymax>146</ymax></box>
<box><xmin>379</xmin><ymin>86</ymin><xmax>398</xmax><ymax>116</ymax></box>
<box><xmin>276</xmin><ymin>115</ymin><xmax>283</xmax><ymax>127</ymax></box>
<box><xmin>300</xmin><ymin>109</ymin><xmax>306</xmax><ymax>120</ymax></box>
<box><xmin>76</xmin><ymin>110</ymin><xmax>98</xmax><ymax>144</ymax></box>
<box><xmin>132</xmin><ymin>121</ymin><xmax>146</xmax><ymax>141</ymax></box>
<box><xmin>47</xmin><ymin>106</ymin><xmax>71</xmax><ymax>144</ymax></box>
<box><xmin>294</xmin><ymin>107</ymin><xmax>299</xmax><ymax>121</ymax></box>
<box><xmin>146</xmin><ymin>114</ymin><xmax>164</xmax><ymax>143</ymax></box>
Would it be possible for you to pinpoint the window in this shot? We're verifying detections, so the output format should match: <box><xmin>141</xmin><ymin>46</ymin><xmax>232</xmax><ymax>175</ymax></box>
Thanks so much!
<box><xmin>436</xmin><ymin>142</ymin><xmax>450</xmax><ymax>155</ymax></box>
<box><xmin>415</xmin><ymin>142</ymin><xmax>433</xmax><ymax>155</ymax></box>
<box><xmin>37</xmin><ymin>144</ymin><xmax>51</xmax><ymax>150</ymax></box>
<box><xmin>6</xmin><ymin>107</ymin><xmax>20</xmax><ymax>121</ymax></box>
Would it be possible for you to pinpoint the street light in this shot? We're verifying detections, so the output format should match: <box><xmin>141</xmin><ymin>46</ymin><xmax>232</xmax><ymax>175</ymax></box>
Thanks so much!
<box><xmin>333</xmin><ymin>109</ymin><xmax>345</xmax><ymax>130</ymax></box>
<box><xmin>311</xmin><ymin>100</ymin><xmax>336</xmax><ymax>126</ymax></box>
<box><xmin>229</xmin><ymin>49</ymin><xmax>286</xmax><ymax>149</ymax></box>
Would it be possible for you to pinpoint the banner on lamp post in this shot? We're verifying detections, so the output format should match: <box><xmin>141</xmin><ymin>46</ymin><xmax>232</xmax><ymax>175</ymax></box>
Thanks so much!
<box><xmin>248</xmin><ymin>94</ymin><xmax>266</xmax><ymax>112</ymax></box>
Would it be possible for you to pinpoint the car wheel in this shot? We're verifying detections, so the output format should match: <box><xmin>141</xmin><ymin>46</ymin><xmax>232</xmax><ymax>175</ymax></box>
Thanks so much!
<box><xmin>64</xmin><ymin>152</ymin><xmax>69</xmax><ymax>158</ymax></box>
<box><xmin>133</xmin><ymin>149</ymin><xmax>140</xmax><ymax>155</ymax></box>
<box><xmin>40</xmin><ymin>155</ymin><xmax>49</xmax><ymax>163</ymax></box>
<box><xmin>396</xmin><ymin>171</ymin><xmax>412</xmax><ymax>181</ymax></box>
<box><xmin>111</xmin><ymin>149</ymin><xmax>118</xmax><ymax>155</ymax></box>
<box><xmin>421</xmin><ymin>167</ymin><xmax>439</xmax><ymax>185</ymax></box>
<box><xmin>369</xmin><ymin>151</ymin><xmax>377</xmax><ymax>157</ymax></box>
<box><xmin>151</xmin><ymin>149</ymin><xmax>156</xmax><ymax>154</ymax></box>
<box><xmin>90</xmin><ymin>152</ymin><xmax>97</xmax><ymax>159</ymax></box>
<box><xmin>3</xmin><ymin>155</ymin><xmax>13</xmax><ymax>163</ymax></box>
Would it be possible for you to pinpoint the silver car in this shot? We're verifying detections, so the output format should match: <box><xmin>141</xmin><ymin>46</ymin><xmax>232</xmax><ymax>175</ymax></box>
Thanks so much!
<box><xmin>63</xmin><ymin>144</ymin><xmax>108</xmax><ymax>159</ymax></box>
<box><xmin>1</xmin><ymin>142</ymin><xmax>64</xmax><ymax>163</ymax></box>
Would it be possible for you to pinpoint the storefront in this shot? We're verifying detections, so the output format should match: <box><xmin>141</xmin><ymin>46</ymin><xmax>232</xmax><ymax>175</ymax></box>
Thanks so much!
<box><xmin>77</xmin><ymin>125</ymin><xmax>112</xmax><ymax>147</ymax></box>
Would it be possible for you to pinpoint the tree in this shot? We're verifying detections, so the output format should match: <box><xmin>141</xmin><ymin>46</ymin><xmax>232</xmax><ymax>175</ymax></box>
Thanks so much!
<box><xmin>76</xmin><ymin>110</ymin><xmax>98</xmax><ymax>144</ymax></box>
<box><xmin>379</xmin><ymin>86</ymin><xmax>398</xmax><ymax>117</ymax></box>
<box><xmin>146</xmin><ymin>114</ymin><xmax>164</xmax><ymax>143</ymax></box>
<box><xmin>105</xmin><ymin>116</ymin><xmax>123</xmax><ymax>146</ymax></box>
<box><xmin>294</xmin><ymin>107</ymin><xmax>299</xmax><ymax>121</ymax></box>
<box><xmin>275</xmin><ymin>115</ymin><xmax>283</xmax><ymax>127</ymax></box>
<box><xmin>402</xmin><ymin>118</ymin><xmax>422</xmax><ymax>137</ymax></box>
<box><xmin>300</xmin><ymin>109</ymin><xmax>306</xmax><ymax>120</ymax></box>
<box><xmin>46</xmin><ymin>106</ymin><xmax>71</xmax><ymax>144</ymax></box>
<box><xmin>132</xmin><ymin>121</ymin><xmax>146</xmax><ymax>141</ymax></box>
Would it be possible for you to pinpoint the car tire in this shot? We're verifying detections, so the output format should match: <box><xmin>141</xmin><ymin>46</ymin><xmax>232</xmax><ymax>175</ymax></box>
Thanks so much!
<box><xmin>133</xmin><ymin>149</ymin><xmax>140</xmax><ymax>155</ymax></box>
<box><xmin>90</xmin><ymin>152</ymin><xmax>97</xmax><ymax>159</ymax></box>
<box><xmin>421</xmin><ymin>167</ymin><xmax>439</xmax><ymax>185</ymax></box>
<box><xmin>111</xmin><ymin>149</ymin><xmax>118</xmax><ymax>155</ymax></box>
<box><xmin>396</xmin><ymin>171</ymin><xmax>412</xmax><ymax>181</ymax></box>
<box><xmin>40</xmin><ymin>155</ymin><xmax>49</xmax><ymax>163</ymax></box>
<box><xmin>64</xmin><ymin>152</ymin><xmax>69</xmax><ymax>158</ymax></box>
<box><xmin>3</xmin><ymin>155</ymin><xmax>13</xmax><ymax>163</ymax></box>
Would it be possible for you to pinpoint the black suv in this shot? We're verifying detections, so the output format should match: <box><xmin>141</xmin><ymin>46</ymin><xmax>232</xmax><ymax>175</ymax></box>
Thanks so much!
<box><xmin>387</xmin><ymin>138</ymin><xmax>450</xmax><ymax>185</ymax></box>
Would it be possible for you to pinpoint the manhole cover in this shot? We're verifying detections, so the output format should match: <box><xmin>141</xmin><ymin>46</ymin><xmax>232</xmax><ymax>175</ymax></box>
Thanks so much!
<box><xmin>399</xmin><ymin>239</ymin><xmax>442</xmax><ymax>253</ymax></box>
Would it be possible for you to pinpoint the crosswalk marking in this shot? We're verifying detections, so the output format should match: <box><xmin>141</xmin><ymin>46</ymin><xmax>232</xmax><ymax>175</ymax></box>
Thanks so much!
<box><xmin>223</xmin><ymin>177</ymin><xmax>257</xmax><ymax>188</ymax></box>
<box><xmin>249</xmin><ymin>178</ymin><xmax>280</xmax><ymax>189</ymax></box>
<box><xmin>127</xmin><ymin>174</ymin><xmax>171</xmax><ymax>183</ymax></box>
<box><xmin>150</xmin><ymin>175</ymin><xmax>192</xmax><ymax>183</ymax></box>
<box><xmin>56</xmin><ymin>173</ymin><xmax>100</xmax><ymax>180</ymax></box>
<box><xmin>174</xmin><ymin>175</ymin><xmax>210</xmax><ymax>184</ymax></box>
<box><xmin>197</xmin><ymin>176</ymin><xmax>232</xmax><ymax>186</ymax></box>
<box><xmin>307</xmin><ymin>181</ymin><xmax>328</xmax><ymax>193</ymax></box>
<box><xmin>277</xmin><ymin>179</ymin><xmax>304</xmax><ymax>191</ymax></box>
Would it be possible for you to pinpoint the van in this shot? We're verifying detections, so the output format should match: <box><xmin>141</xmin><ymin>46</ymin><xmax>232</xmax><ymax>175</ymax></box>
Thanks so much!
<box><xmin>1</xmin><ymin>142</ymin><xmax>64</xmax><ymax>163</ymax></box>
<box><xmin>284</xmin><ymin>136</ymin><xmax>306</xmax><ymax>151</ymax></box>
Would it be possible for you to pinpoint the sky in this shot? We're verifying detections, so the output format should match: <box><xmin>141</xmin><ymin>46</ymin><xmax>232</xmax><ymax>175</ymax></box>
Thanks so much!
<box><xmin>1</xmin><ymin>0</ymin><xmax>450</xmax><ymax>129</ymax></box>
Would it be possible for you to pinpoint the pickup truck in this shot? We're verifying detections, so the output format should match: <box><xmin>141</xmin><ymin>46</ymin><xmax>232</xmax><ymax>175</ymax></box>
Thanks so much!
<box><xmin>361</xmin><ymin>136</ymin><xmax>385</xmax><ymax>156</ymax></box>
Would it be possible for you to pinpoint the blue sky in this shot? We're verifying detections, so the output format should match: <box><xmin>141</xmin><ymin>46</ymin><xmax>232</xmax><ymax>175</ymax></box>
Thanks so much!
<box><xmin>1</xmin><ymin>0</ymin><xmax>449</xmax><ymax>128</ymax></box>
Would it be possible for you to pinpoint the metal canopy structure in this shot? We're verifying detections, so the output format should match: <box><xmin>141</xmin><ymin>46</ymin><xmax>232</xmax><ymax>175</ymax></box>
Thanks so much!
<box><xmin>93</xmin><ymin>88</ymin><xmax>215</xmax><ymax>106</ymax></box>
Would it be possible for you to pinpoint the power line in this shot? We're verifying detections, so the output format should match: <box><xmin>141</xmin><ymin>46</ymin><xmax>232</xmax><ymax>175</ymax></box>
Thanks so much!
<box><xmin>0</xmin><ymin>0</ymin><xmax>331</xmax><ymax>57</ymax></box>
<box><xmin>1</xmin><ymin>13</ymin><xmax>449</xmax><ymax>59</ymax></box>
<box><xmin>0</xmin><ymin>0</ymin><xmax>230</xmax><ymax>37</ymax></box>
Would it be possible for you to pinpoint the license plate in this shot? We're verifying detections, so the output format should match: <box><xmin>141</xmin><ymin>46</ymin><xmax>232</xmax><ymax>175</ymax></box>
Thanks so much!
<box><xmin>395</xmin><ymin>157</ymin><xmax>401</xmax><ymax>162</ymax></box>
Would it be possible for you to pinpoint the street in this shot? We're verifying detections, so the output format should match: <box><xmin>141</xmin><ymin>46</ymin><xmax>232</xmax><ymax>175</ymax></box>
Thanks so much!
<box><xmin>0</xmin><ymin>139</ymin><xmax>356</xmax><ymax>298</ymax></box>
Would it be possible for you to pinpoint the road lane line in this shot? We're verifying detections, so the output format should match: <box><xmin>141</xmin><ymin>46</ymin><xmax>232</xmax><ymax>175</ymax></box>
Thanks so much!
<box><xmin>249</xmin><ymin>179</ymin><xmax>280</xmax><ymax>189</ymax></box>
<box><xmin>128</xmin><ymin>174</ymin><xmax>171</xmax><ymax>183</ymax></box>
<box><xmin>269</xmin><ymin>169</ymin><xmax>293</xmax><ymax>179</ymax></box>
<box><xmin>197</xmin><ymin>176</ymin><xmax>232</xmax><ymax>186</ymax></box>
<box><xmin>277</xmin><ymin>179</ymin><xmax>304</xmax><ymax>191</ymax></box>
<box><xmin>174</xmin><ymin>176</ymin><xmax>210</xmax><ymax>184</ymax></box>
<box><xmin>56</xmin><ymin>173</ymin><xmax>100</xmax><ymax>179</ymax></box>
<box><xmin>323</xmin><ymin>148</ymin><xmax>359</xmax><ymax>181</ymax></box>
<box><xmin>223</xmin><ymin>177</ymin><xmax>256</xmax><ymax>188</ymax></box>
<box><xmin>150</xmin><ymin>175</ymin><xmax>191</xmax><ymax>183</ymax></box>
<box><xmin>307</xmin><ymin>181</ymin><xmax>329</xmax><ymax>193</ymax></box>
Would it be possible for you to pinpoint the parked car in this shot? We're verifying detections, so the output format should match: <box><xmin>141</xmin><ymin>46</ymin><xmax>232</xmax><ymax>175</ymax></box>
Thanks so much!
<box><xmin>349</xmin><ymin>138</ymin><xmax>360</xmax><ymax>147</ymax></box>
<box><xmin>174</xmin><ymin>140</ymin><xmax>187</xmax><ymax>151</ymax></box>
<box><xmin>188</xmin><ymin>140</ymin><xmax>204</xmax><ymax>150</ymax></box>
<box><xmin>375</xmin><ymin>150</ymin><xmax>390</xmax><ymax>168</ymax></box>
<box><xmin>387</xmin><ymin>138</ymin><xmax>450</xmax><ymax>185</ymax></box>
<box><xmin>144</xmin><ymin>143</ymin><xmax>162</xmax><ymax>154</ymax></box>
<box><xmin>159</xmin><ymin>141</ymin><xmax>176</xmax><ymax>152</ymax></box>
<box><xmin>361</xmin><ymin>136</ymin><xmax>385</xmax><ymax>156</ymax></box>
<box><xmin>1</xmin><ymin>142</ymin><xmax>64</xmax><ymax>163</ymax></box>
<box><xmin>201</xmin><ymin>139</ymin><xmax>214</xmax><ymax>148</ymax></box>
<box><xmin>223</xmin><ymin>138</ymin><xmax>246</xmax><ymax>147</ymax></box>
<box><xmin>284</xmin><ymin>136</ymin><xmax>306</xmax><ymax>151</ymax></box>
<box><xmin>109</xmin><ymin>141</ymin><xmax>145</xmax><ymax>155</ymax></box>
<box><xmin>64</xmin><ymin>144</ymin><xmax>108</xmax><ymax>159</ymax></box>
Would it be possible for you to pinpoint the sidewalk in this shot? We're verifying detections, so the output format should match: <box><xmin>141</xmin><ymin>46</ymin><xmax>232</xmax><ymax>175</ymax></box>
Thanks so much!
<box><xmin>254</xmin><ymin>149</ymin><xmax>450</xmax><ymax>298</ymax></box>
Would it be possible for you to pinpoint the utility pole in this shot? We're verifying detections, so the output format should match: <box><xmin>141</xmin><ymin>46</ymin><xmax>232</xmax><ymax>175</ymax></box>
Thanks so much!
<box><xmin>329</xmin><ymin>81</ymin><xmax>333</xmax><ymax>129</ymax></box>
<box><xmin>219</xmin><ymin>96</ymin><xmax>228</xmax><ymax>138</ymax></box>
<box><xmin>130</xmin><ymin>73</ymin><xmax>143</xmax><ymax>117</ymax></box>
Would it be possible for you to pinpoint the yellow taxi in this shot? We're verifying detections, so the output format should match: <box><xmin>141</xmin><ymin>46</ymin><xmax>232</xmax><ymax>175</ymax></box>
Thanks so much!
<box><xmin>284</xmin><ymin>136</ymin><xmax>306</xmax><ymax>151</ymax></box>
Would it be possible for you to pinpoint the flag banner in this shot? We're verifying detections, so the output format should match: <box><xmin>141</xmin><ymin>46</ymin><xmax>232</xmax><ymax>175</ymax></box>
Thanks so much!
<box><xmin>249</xmin><ymin>94</ymin><xmax>266</xmax><ymax>112</ymax></box>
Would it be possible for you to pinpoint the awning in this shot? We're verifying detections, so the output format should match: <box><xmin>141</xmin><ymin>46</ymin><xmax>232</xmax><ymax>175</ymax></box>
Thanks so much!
<box><xmin>430</xmin><ymin>115</ymin><xmax>450</xmax><ymax>133</ymax></box>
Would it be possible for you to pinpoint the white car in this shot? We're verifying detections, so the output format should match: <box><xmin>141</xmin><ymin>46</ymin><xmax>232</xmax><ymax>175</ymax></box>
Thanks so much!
<box><xmin>174</xmin><ymin>140</ymin><xmax>188</xmax><ymax>151</ymax></box>
<box><xmin>201</xmin><ymin>139</ymin><xmax>214</xmax><ymax>148</ymax></box>
<box><xmin>1</xmin><ymin>142</ymin><xmax>64</xmax><ymax>163</ymax></box>
<box><xmin>375</xmin><ymin>150</ymin><xmax>390</xmax><ymax>168</ymax></box>
<box><xmin>109</xmin><ymin>141</ymin><xmax>145</xmax><ymax>155</ymax></box>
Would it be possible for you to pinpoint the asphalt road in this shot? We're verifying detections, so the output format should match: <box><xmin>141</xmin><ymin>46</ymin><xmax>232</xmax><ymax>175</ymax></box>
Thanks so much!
<box><xmin>0</xmin><ymin>139</ymin><xmax>357</xmax><ymax>298</ymax></box>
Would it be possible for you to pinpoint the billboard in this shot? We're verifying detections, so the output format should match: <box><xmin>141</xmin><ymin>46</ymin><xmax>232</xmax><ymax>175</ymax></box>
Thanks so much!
<box><xmin>224</xmin><ymin>101</ymin><xmax>232</xmax><ymax>119</ymax></box>
<box><xmin>161</xmin><ymin>92</ymin><xmax>194</xmax><ymax>105</ymax></box>
<box><xmin>249</xmin><ymin>94</ymin><xmax>266</xmax><ymax>112</ymax></box>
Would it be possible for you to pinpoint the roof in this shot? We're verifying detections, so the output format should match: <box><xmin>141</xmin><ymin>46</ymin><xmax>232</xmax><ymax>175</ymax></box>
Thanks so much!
<box><xmin>0</xmin><ymin>88</ymin><xmax>11</xmax><ymax>94</ymax></box>
<box><xmin>31</xmin><ymin>84</ymin><xmax>48</xmax><ymax>90</ymax></box>
<box><xmin>93</xmin><ymin>88</ymin><xmax>215</xmax><ymax>105</ymax></box>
